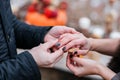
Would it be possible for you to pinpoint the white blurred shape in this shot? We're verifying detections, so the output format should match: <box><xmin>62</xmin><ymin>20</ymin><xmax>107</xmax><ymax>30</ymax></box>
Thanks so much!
<box><xmin>92</xmin><ymin>27</ymin><xmax>105</xmax><ymax>38</ymax></box>
<box><xmin>90</xmin><ymin>0</ymin><xmax>103</xmax><ymax>8</ymax></box>
<box><xmin>110</xmin><ymin>31</ymin><xmax>120</xmax><ymax>38</ymax></box>
<box><xmin>78</xmin><ymin>17</ymin><xmax>91</xmax><ymax>29</ymax></box>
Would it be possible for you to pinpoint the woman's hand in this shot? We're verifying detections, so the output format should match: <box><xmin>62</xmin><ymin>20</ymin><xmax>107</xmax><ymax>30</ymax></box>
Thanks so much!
<box><xmin>66</xmin><ymin>55</ymin><xmax>116</xmax><ymax>80</ymax></box>
<box><xmin>29</xmin><ymin>40</ymin><xmax>64</xmax><ymax>68</ymax></box>
<box><xmin>58</xmin><ymin>33</ymin><xmax>92</xmax><ymax>55</ymax></box>
<box><xmin>66</xmin><ymin>55</ymin><xmax>99</xmax><ymax>76</ymax></box>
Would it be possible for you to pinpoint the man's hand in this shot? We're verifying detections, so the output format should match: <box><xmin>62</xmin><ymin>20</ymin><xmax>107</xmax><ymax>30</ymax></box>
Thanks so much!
<box><xmin>66</xmin><ymin>56</ymin><xmax>99</xmax><ymax>77</ymax></box>
<box><xmin>44</xmin><ymin>26</ymin><xmax>78</xmax><ymax>42</ymax></box>
<box><xmin>29</xmin><ymin>40</ymin><xmax>64</xmax><ymax>68</ymax></box>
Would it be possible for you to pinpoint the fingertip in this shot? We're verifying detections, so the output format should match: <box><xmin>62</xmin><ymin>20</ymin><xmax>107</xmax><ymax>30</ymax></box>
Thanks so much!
<box><xmin>46</xmin><ymin>39</ymin><xmax>57</xmax><ymax>45</ymax></box>
<box><xmin>54</xmin><ymin>47</ymin><xmax>64</xmax><ymax>56</ymax></box>
<box><xmin>53</xmin><ymin>39</ymin><xmax>59</xmax><ymax>43</ymax></box>
<box><xmin>77</xmin><ymin>50</ymin><xmax>88</xmax><ymax>56</ymax></box>
<box><xmin>62</xmin><ymin>47</ymin><xmax>66</xmax><ymax>52</ymax></box>
<box><xmin>73</xmin><ymin>57</ymin><xmax>80</xmax><ymax>62</ymax></box>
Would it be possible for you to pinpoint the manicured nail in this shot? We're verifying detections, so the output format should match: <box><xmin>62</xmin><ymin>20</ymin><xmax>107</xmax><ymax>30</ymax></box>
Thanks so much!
<box><xmin>50</xmin><ymin>48</ymin><xmax>54</xmax><ymax>53</ymax></box>
<box><xmin>70</xmin><ymin>55</ymin><xmax>73</xmax><ymax>58</ymax></box>
<box><xmin>74</xmin><ymin>51</ymin><xmax>78</xmax><ymax>55</ymax></box>
<box><xmin>77</xmin><ymin>55</ymin><xmax>80</xmax><ymax>57</ymax></box>
<box><xmin>62</xmin><ymin>47</ymin><xmax>66</xmax><ymax>52</ymax></box>
<box><xmin>55</xmin><ymin>43</ymin><xmax>60</xmax><ymax>47</ymax></box>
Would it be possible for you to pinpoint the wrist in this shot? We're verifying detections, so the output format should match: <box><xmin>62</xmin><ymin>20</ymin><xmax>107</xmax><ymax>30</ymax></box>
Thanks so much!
<box><xmin>88</xmin><ymin>38</ymin><xmax>94</xmax><ymax>51</ymax></box>
<box><xmin>97</xmin><ymin>64</ymin><xmax>116</xmax><ymax>80</ymax></box>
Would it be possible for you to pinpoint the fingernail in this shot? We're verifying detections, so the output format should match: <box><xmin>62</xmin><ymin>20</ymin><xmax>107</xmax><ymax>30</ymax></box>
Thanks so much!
<box><xmin>70</xmin><ymin>55</ymin><xmax>73</xmax><ymax>58</ymax></box>
<box><xmin>55</xmin><ymin>43</ymin><xmax>60</xmax><ymax>47</ymax></box>
<box><xmin>62</xmin><ymin>47</ymin><xmax>66</xmax><ymax>52</ymax></box>
<box><xmin>77</xmin><ymin>55</ymin><xmax>80</xmax><ymax>57</ymax></box>
<box><xmin>74</xmin><ymin>51</ymin><xmax>78</xmax><ymax>55</ymax></box>
<box><xmin>50</xmin><ymin>48</ymin><xmax>54</xmax><ymax>53</ymax></box>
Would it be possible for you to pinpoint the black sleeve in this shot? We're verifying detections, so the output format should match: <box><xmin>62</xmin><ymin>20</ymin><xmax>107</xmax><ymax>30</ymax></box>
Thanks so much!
<box><xmin>0</xmin><ymin>51</ymin><xmax>41</xmax><ymax>80</ymax></box>
<box><xmin>9</xmin><ymin>2</ymin><xmax>51</xmax><ymax>49</ymax></box>
<box><xmin>108</xmin><ymin>42</ymin><xmax>120</xmax><ymax>73</ymax></box>
<box><xmin>13</xmin><ymin>19</ymin><xmax>52</xmax><ymax>49</ymax></box>
<box><xmin>112</xmin><ymin>73</ymin><xmax>120</xmax><ymax>80</ymax></box>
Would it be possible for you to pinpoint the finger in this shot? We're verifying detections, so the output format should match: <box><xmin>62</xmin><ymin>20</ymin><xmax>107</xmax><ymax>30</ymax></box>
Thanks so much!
<box><xmin>52</xmin><ymin>47</ymin><xmax>58</xmax><ymax>52</ymax></box>
<box><xmin>51</xmin><ymin>54</ymin><xmax>64</xmax><ymax>66</ymax></box>
<box><xmin>72</xmin><ymin>57</ymin><xmax>85</xmax><ymax>65</ymax></box>
<box><xmin>66</xmin><ymin>54</ymin><xmax>77</xmax><ymax>72</ymax></box>
<box><xmin>62</xmin><ymin>27</ymin><xmax>79</xmax><ymax>34</ymax></box>
<box><xmin>44</xmin><ymin>34</ymin><xmax>56</xmax><ymax>42</ymax></box>
<box><xmin>44</xmin><ymin>40</ymin><xmax>58</xmax><ymax>49</ymax></box>
<box><xmin>59</xmin><ymin>37</ymin><xmax>74</xmax><ymax>48</ymax></box>
<box><xmin>76</xmin><ymin>50</ymin><xmax>89</xmax><ymax>56</ymax></box>
<box><xmin>51</xmin><ymin>47</ymin><xmax>64</xmax><ymax>61</ymax></box>
<box><xmin>59</xmin><ymin>33</ymin><xmax>69</xmax><ymax>40</ymax></box>
<box><xmin>65</xmin><ymin>39</ymin><xmax>85</xmax><ymax>51</ymax></box>
<box><xmin>69</xmin><ymin>28</ymin><xmax>78</xmax><ymax>34</ymax></box>
<box><xmin>59</xmin><ymin>34</ymin><xmax>81</xmax><ymax>48</ymax></box>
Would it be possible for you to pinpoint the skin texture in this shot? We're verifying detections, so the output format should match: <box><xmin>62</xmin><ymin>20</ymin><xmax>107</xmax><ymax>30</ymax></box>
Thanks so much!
<box><xmin>59</xmin><ymin>33</ymin><xmax>119</xmax><ymax>79</ymax></box>
<box><xmin>58</xmin><ymin>33</ymin><xmax>91</xmax><ymax>55</ymax></box>
<box><xmin>44</xmin><ymin>26</ymin><xmax>78</xmax><ymax>42</ymax></box>
<box><xmin>29</xmin><ymin>26</ymin><xmax>78</xmax><ymax>68</ymax></box>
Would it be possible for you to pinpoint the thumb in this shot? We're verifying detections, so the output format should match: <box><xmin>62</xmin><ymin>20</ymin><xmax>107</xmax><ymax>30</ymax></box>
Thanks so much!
<box><xmin>44</xmin><ymin>39</ymin><xmax>58</xmax><ymax>49</ymax></box>
<box><xmin>77</xmin><ymin>50</ymin><xmax>89</xmax><ymax>56</ymax></box>
<box><xmin>73</xmin><ymin>57</ymin><xmax>85</xmax><ymax>65</ymax></box>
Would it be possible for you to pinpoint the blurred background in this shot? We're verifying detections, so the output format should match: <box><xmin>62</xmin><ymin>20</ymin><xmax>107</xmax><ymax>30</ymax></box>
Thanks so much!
<box><xmin>11</xmin><ymin>0</ymin><xmax>120</xmax><ymax>80</ymax></box>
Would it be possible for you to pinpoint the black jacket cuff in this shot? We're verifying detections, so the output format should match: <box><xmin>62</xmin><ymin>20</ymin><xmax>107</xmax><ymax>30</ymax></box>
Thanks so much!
<box><xmin>20</xmin><ymin>51</ymin><xmax>41</xmax><ymax>79</ymax></box>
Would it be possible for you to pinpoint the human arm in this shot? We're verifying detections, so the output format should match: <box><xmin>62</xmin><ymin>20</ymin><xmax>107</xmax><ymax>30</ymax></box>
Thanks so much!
<box><xmin>13</xmin><ymin>18</ymin><xmax>77</xmax><ymax>49</ymax></box>
<box><xmin>58</xmin><ymin>32</ymin><xmax>120</xmax><ymax>56</ymax></box>
<box><xmin>0</xmin><ymin>40</ymin><xmax>64</xmax><ymax>80</ymax></box>
<box><xmin>13</xmin><ymin>16</ymin><xmax>52</xmax><ymax>49</ymax></box>
<box><xmin>8</xmin><ymin>0</ymin><xmax>77</xmax><ymax>49</ymax></box>
<box><xmin>28</xmin><ymin>40</ymin><xmax>64</xmax><ymax>68</ymax></box>
<box><xmin>0</xmin><ymin>52</ymin><xmax>41</xmax><ymax>80</ymax></box>
<box><xmin>89</xmin><ymin>38</ymin><xmax>120</xmax><ymax>56</ymax></box>
<box><xmin>8</xmin><ymin>0</ymin><xmax>51</xmax><ymax>49</ymax></box>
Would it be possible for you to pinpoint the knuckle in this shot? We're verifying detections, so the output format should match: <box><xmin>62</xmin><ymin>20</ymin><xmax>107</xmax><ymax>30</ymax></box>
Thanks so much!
<box><xmin>39</xmin><ymin>44</ymin><xmax>44</xmax><ymax>48</ymax></box>
<box><xmin>74</xmin><ymin>40</ymin><xmax>79</xmax><ymax>44</ymax></box>
<box><xmin>49</xmin><ymin>65</ymin><xmax>54</xmax><ymax>68</ymax></box>
<box><xmin>74</xmin><ymin>72</ymin><xmax>80</xmax><ymax>76</ymax></box>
